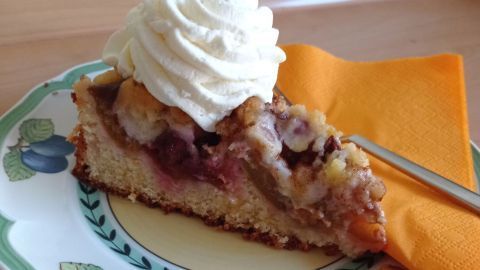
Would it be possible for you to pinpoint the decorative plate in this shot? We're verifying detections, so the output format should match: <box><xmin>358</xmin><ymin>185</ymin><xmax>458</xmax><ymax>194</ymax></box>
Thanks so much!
<box><xmin>1</xmin><ymin>61</ymin><xmax>478</xmax><ymax>270</ymax></box>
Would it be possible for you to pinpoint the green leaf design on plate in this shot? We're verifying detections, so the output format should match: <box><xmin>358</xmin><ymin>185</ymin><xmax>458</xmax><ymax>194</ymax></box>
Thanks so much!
<box><xmin>2</xmin><ymin>150</ymin><xmax>35</xmax><ymax>181</ymax></box>
<box><xmin>78</xmin><ymin>182</ymin><xmax>154</xmax><ymax>269</ymax></box>
<box><xmin>59</xmin><ymin>262</ymin><xmax>103</xmax><ymax>270</ymax></box>
<box><xmin>19</xmin><ymin>118</ymin><xmax>54</xmax><ymax>143</ymax></box>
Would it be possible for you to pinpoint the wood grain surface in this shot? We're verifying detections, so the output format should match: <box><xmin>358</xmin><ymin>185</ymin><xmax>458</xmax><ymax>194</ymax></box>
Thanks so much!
<box><xmin>0</xmin><ymin>0</ymin><xmax>478</xmax><ymax>145</ymax></box>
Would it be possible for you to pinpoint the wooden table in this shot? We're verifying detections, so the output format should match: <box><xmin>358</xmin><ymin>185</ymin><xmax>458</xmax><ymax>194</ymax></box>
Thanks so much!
<box><xmin>0</xmin><ymin>0</ymin><xmax>478</xmax><ymax>145</ymax></box>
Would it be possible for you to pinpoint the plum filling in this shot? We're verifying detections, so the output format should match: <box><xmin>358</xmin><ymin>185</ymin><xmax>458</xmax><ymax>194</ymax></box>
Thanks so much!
<box><xmin>147</xmin><ymin>130</ymin><xmax>243</xmax><ymax>190</ymax></box>
<box><xmin>89</xmin><ymin>82</ymin><xmax>244</xmax><ymax>192</ymax></box>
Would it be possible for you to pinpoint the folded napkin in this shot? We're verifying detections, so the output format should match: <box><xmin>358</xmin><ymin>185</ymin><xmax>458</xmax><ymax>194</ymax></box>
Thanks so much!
<box><xmin>276</xmin><ymin>44</ymin><xmax>479</xmax><ymax>270</ymax></box>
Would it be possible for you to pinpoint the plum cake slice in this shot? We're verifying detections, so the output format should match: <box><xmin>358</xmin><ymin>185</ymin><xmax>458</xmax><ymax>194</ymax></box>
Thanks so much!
<box><xmin>69</xmin><ymin>70</ymin><xmax>386</xmax><ymax>257</ymax></box>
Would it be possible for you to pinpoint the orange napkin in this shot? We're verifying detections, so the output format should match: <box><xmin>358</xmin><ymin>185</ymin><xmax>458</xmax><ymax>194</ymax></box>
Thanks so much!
<box><xmin>277</xmin><ymin>44</ymin><xmax>479</xmax><ymax>270</ymax></box>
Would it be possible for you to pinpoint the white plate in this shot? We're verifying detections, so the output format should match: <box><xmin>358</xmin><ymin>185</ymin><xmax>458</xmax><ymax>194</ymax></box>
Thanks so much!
<box><xmin>1</xmin><ymin>61</ymin><xmax>477</xmax><ymax>270</ymax></box>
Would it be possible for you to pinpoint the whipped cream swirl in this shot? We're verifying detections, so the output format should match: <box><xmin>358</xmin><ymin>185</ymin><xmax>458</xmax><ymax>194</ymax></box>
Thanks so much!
<box><xmin>103</xmin><ymin>0</ymin><xmax>286</xmax><ymax>131</ymax></box>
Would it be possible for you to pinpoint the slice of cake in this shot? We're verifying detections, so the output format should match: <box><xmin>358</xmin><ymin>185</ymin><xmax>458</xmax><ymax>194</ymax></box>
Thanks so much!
<box><xmin>69</xmin><ymin>0</ymin><xmax>386</xmax><ymax>257</ymax></box>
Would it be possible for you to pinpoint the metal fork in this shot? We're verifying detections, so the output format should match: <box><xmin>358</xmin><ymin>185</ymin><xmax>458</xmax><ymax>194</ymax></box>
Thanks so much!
<box><xmin>274</xmin><ymin>85</ymin><xmax>480</xmax><ymax>215</ymax></box>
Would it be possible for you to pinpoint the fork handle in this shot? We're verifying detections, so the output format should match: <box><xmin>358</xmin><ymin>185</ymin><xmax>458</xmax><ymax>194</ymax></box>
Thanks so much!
<box><xmin>342</xmin><ymin>135</ymin><xmax>480</xmax><ymax>215</ymax></box>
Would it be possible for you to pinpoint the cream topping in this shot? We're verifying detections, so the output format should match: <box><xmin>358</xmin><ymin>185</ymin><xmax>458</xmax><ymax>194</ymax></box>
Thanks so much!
<box><xmin>103</xmin><ymin>0</ymin><xmax>286</xmax><ymax>131</ymax></box>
